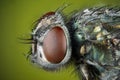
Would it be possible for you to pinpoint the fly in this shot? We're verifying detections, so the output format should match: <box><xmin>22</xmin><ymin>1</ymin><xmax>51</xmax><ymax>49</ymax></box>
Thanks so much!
<box><xmin>26</xmin><ymin>6</ymin><xmax>120</xmax><ymax>80</ymax></box>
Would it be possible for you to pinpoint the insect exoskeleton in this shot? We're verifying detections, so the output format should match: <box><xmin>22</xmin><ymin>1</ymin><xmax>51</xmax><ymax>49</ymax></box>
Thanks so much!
<box><xmin>67</xmin><ymin>7</ymin><xmax>120</xmax><ymax>80</ymax></box>
<box><xmin>30</xmin><ymin>11</ymin><xmax>71</xmax><ymax>70</ymax></box>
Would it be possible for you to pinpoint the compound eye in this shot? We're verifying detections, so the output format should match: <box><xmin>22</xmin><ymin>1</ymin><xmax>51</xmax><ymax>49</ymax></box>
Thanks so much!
<box><xmin>43</xmin><ymin>27</ymin><xmax>66</xmax><ymax>64</ymax></box>
<box><xmin>31</xmin><ymin>12</ymin><xmax>71</xmax><ymax>70</ymax></box>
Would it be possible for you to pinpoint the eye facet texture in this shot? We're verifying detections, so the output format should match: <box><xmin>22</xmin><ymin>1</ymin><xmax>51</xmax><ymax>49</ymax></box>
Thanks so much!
<box><xmin>43</xmin><ymin>27</ymin><xmax>66</xmax><ymax>64</ymax></box>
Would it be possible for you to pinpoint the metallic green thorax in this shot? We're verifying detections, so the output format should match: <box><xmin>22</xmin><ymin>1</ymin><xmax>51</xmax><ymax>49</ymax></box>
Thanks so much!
<box><xmin>68</xmin><ymin>7</ymin><xmax>120</xmax><ymax>80</ymax></box>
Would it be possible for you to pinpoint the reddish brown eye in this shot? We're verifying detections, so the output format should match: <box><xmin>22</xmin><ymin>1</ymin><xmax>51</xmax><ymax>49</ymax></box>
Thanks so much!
<box><xmin>43</xmin><ymin>27</ymin><xmax>66</xmax><ymax>64</ymax></box>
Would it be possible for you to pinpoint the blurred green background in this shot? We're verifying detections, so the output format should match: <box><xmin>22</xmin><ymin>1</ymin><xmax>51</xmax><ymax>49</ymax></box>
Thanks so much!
<box><xmin>0</xmin><ymin>0</ymin><xmax>120</xmax><ymax>80</ymax></box>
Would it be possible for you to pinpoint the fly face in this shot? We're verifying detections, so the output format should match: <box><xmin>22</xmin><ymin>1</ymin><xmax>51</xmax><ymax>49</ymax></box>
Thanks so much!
<box><xmin>28</xmin><ymin>7</ymin><xmax>120</xmax><ymax>80</ymax></box>
<box><xmin>30</xmin><ymin>11</ymin><xmax>71</xmax><ymax>70</ymax></box>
